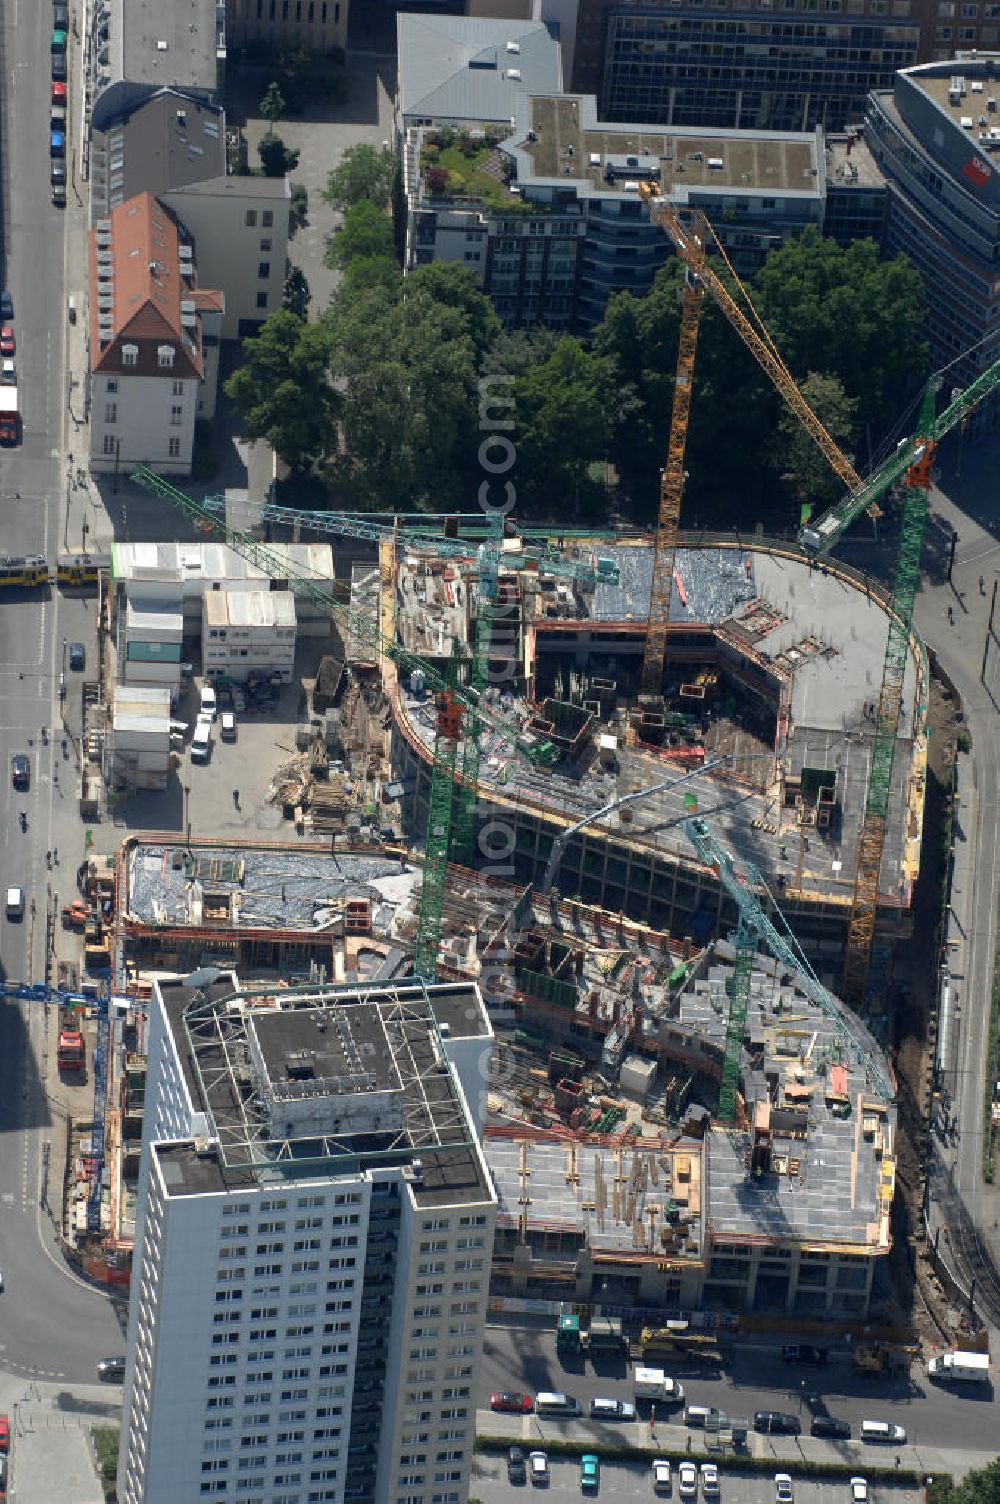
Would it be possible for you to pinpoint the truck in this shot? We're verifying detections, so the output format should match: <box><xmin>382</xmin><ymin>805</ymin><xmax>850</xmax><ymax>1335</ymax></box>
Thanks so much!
<box><xmin>633</xmin><ymin>1366</ymin><xmax>685</xmax><ymax>1405</ymax></box>
<box><xmin>557</xmin><ymin>1314</ymin><xmax>582</xmax><ymax>1354</ymax></box>
<box><xmin>0</xmin><ymin>385</ymin><xmax>18</xmax><ymax>446</ymax></box>
<box><xmin>851</xmin><ymin>1343</ymin><xmax>916</xmax><ymax>1377</ymax></box>
<box><xmin>641</xmin><ymin>1325</ymin><xmax>723</xmax><ymax>1366</ymax></box>
<box><xmin>927</xmin><ymin>1350</ymin><xmax>991</xmax><ymax>1385</ymax></box>
<box><xmin>57</xmin><ymin>1025</ymin><xmax>85</xmax><ymax>1072</ymax></box>
<box><xmin>556</xmin><ymin>1313</ymin><xmax>627</xmax><ymax>1356</ymax></box>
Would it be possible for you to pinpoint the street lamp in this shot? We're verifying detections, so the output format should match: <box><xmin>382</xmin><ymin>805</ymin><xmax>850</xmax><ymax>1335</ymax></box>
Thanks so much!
<box><xmin>183</xmin><ymin>783</ymin><xmax>191</xmax><ymax>849</ymax></box>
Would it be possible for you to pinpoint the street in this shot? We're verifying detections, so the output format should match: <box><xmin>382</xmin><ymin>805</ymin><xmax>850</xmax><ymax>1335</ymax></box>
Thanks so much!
<box><xmin>479</xmin><ymin>1324</ymin><xmax>1000</xmax><ymax>1455</ymax></box>
<box><xmin>0</xmin><ymin>0</ymin><xmax>127</xmax><ymax>1386</ymax></box>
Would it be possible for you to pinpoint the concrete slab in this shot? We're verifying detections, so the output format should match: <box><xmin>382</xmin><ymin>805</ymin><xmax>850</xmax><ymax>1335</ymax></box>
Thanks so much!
<box><xmin>11</xmin><ymin>1403</ymin><xmax>106</xmax><ymax>1504</ymax></box>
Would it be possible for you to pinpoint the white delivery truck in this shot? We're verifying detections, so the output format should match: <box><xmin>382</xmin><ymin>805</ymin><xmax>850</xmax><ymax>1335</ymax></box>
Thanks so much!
<box><xmin>927</xmin><ymin>1350</ymin><xmax>991</xmax><ymax>1385</ymax></box>
<box><xmin>634</xmin><ymin>1366</ymin><xmax>666</xmax><ymax>1400</ymax></box>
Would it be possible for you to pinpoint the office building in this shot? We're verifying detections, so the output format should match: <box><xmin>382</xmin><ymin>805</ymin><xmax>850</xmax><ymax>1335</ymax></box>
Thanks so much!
<box><xmin>866</xmin><ymin>54</ymin><xmax>1000</xmax><ymax>407</ymax></box>
<box><xmin>117</xmin><ymin>973</ymin><xmax>496</xmax><ymax>1504</ymax></box>
<box><xmin>228</xmin><ymin>0</ymin><xmax>349</xmax><ymax>54</ymax></box>
<box><xmin>395</xmin><ymin>13</ymin><xmax>563</xmax><ymax>132</ymax></box>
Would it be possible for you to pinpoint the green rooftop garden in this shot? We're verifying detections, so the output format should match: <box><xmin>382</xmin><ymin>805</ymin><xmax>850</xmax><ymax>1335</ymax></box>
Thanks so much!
<box><xmin>420</xmin><ymin>129</ymin><xmax>537</xmax><ymax>212</ymax></box>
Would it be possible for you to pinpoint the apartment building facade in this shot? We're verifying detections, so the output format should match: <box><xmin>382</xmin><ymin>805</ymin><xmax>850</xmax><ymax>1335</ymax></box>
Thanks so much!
<box><xmin>117</xmin><ymin>976</ymin><xmax>496</xmax><ymax>1504</ymax></box>
<box><xmin>865</xmin><ymin>54</ymin><xmax>1000</xmax><ymax>403</ymax></box>
<box><xmin>406</xmin><ymin>95</ymin><xmax>885</xmax><ymax>330</ymax></box>
<box><xmin>228</xmin><ymin>0</ymin><xmax>348</xmax><ymax>54</ymax></box>
<box><xmin>88</xmin><ymin>194</ymin><xmax>223</xmax><ymax>477</ymax></box>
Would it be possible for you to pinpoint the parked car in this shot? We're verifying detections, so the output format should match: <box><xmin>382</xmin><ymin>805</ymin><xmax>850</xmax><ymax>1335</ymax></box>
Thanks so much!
<box><xmin>0</xmin><ymin>360</ymin><xmax>15</xmax><ymax>385</ymax></box>
<box><xmin>678</xmin><ymin>1463</ymin><xmax>698</xmax><ymax>1500</ymax></box>
<box><xmin>52</xmin><ymin>181</ymin><xmax>66</xmax><ymax>208</ymax></box>
<box><xmin>50</xmin><ymin>162</ymin><xmax>66</xmax><ymax>187</ymax></box>
<box><xmin>97</xmin><ymin>1356</ymin><xmax>126</xmax><ymax>1381</ymax></box>
<box><xmin>508</xmin><ymin>1447</ymin><xmax>527</xmax><ymax>1485</ymax></box>
<box><xmin>755</xmin><ymin>1411</ymin><xmax>801</xmax><ymax>1436</ymax></box>
<box><xmin>51</xmin><ymin>79</ymin><xmax>66</xmax><ymax>103</ymax></box>
<box><xmin>811</xmin><ymin>1417</ymin><xmax>852</xmax><ymax>1440</ymax></box>
<box><xmin>69</xmin><ymin>641</ymin><xmax>85</xmax><ymax>670</ymax></box>
<box><xmin>529</xmin><ymin>1452</ymin><xmax>549</xmax><ymax>1486</ymax></box>
<box><xmin>0</xmin><ymin>291</ymin><xmax>12</xmax><ymax>320</ymax></box>
<box><xmin>0</xmin><ymin>1416</ymin><xmax>8</xmax><ymax>1453</ymax></box>
<box><xmin>849</xmin><ymin>1480</ymin><xmax>868</xmax><ymax>1504</ymax></box>
<box><xmin>775</xmin><ymin>1476</ymin><xmax>794</xmax><ymax>1504</ymax></box>
<box><xmin>11</xmin><ymin>754</ymin><xmax>29</xmax><ymax>790</ymax></box>
<box><xmin>701</xmin><ymin>1465</ymin><xmax>720</xmax><ymax>1498</ymax></box>
<box><xmin>652</xmin><ymin>1460</ymin><xmax>672</xmax><ymax>1495</ymax></box>
<box><xmin>581</xmin><ymin>1455</ymin><xmax>600</xmax><ymax>1492</ymax></box>
<box><xmin>589</xmin><ymin>1397</ymin><xmax>635</xmax><ymax>1421</ymax></box>
<box><xmin>51</xmin><ymin>27</ymin><xmax>67</xmax><ymax>52</ymax></box>
<box><xmin>51</xmin><ymin>53</ymin><xmax>67</xmax><ymax>80</ymax></box>
<box><xmin>490</xmin><ymin>1391</ymin><xmax>533</xmax><ymax>1414</ymax></box>
<box><xmin>53</xmin><ymin>2</ymin><xmax>69</xmax><ymax>24</ymax></box>
<box><xmin>0</xmin><ymin>326</ymin><xmax>14</xmax><ymax>356</ymax></box>
<box><xmin>782</xmin><ymin>1344</ymin><xmax>829</xmax><ymax>1366</ymax></box>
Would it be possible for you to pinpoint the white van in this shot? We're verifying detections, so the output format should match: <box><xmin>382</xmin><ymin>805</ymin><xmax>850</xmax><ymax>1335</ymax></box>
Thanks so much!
<box><xmin>200</xmin><ymin>684</ymin><xmax>218</xmax><ymax>720</ymax></box>
<box><xmin>220</xmin><ymin>712</ymin><xmax>236</xmax><ymax>742</ymax></box>
<box><xmin>860</xmin><ymin>1420</ymin><xmax>906</xmax><ymax>1444</ymax></box>
<box><xmin>5</xmin><ymin>887</ymin><xmax>24</xmax><ymax>920</ymax></box>
<box><xmin>534</xmin><ymin>1392</ymin><xmax>581</xmax><ymax>1417</ymax></box>
<box><xmin>191</xmin><ymin>722</ymin><xmax>212</xmax><ymax>763</ymax></box>
<box><xmin>684</xmin><ymin>1405</ymin><xmax>715</xmax><ymax>1428</ymax></box>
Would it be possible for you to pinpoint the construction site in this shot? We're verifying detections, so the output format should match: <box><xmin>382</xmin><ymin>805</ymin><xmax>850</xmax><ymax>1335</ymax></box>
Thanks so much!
<box><xmin>62</xmin><ymin>193</ymin><xmax>1000</xmax><ymax>1322</ymax></box>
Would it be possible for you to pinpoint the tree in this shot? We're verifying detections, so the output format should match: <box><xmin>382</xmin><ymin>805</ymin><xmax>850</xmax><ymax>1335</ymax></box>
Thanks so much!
<box><xmin>288</xmin><ymin>181</ymin><xmax>308</xmax><ymax>231</ymax></box>
<box><xmin>337</xmin><ymin>256</ymin><xmax>403</xmax><ymax>300</ymax></box>
<box><xmin>406</xmin><ymin>262</ymin><xmax>501</xmax><ymax>365</ymax></box>
<box><xmin>483</xmin><ymin>327</ymin><xmax>562</xmax><ymax>379</ymax></box>
<box><xmin>283</xmin><ymin>264</ymin><xmax>311</xmax><ymax>317</ymax></box>
<box><xmin>322</xmin><ymin>143</ymin><xmax>396</xmax><ymax>213</ymax></box>
<box><xmin>773</xmin><ymin>370</ymin><xmax>857</xmax><ymax>513</ymax></box>
<box><xmin>931</xmin><ymin>1458</ymin><xmax>1000</xmax><ymax>1504</ymax></box>
<box><xmin>224</xmin><ymin>309</ymin><xmax>337</xmax><ymax>471</ymax></box>
<box><xmin>327</xmin><ymin>279</ymin><xmax>482</xmax><ymax>508</ymax></box>
<box><xmin>514</xmin><ymin>338</ymin><xmax>610</xmax><ymax>516</ymax></box>
<box><xmin>258</xmin><ymin>130</ymin><xmax>300</xmax><ymax>178</ymax></box>
<box><xmin>753</xmin><ymin>228</ymin><xmax>928</xmax><ymax>434</ymax></box>
<box><xmin>259</xmin><ymin>81</ymin><xmax>286</xmax><ymax>123</ymax></box>
<box><xmin>324</xmin><ymin>199</ymin><xmax>395</xmax><ymax>272</ymax></box>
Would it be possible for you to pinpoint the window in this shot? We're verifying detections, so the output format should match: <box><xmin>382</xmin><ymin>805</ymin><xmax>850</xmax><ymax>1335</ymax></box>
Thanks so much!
<box><xmin>260</xmin><ymin>238</ymin><xmax>272</xmax><ymax>253</ymax></box>
<box><xmin>102</xmin><ymin>434</ymin><xmax>116</xmax><ymax>456</ymax></box>
<box><xmin>106</xmin><ymin>378</ymin><xmax>118</xmax><ymax>394</ymax></box>
<box><xmin>170</xmin><ymin>404</ymin><xmax>184</xmax><ymax>426</ymax></box>
<box><xmin>246</xmin><ymin>209</ymin><xmax>258</xmax><ymax>227</ymax></box>
<box><xmin>258</xmin><ymin>262</ymin><xmax>271</xmax><ymax>280</ymax></box>
<box><xmin>256</xmin><ymin>292</ymin><xmax>268</xmax><ymax>309</ymax></box>
<box><xmin>172</xmin><ymin>379</ymin><xmax>185</xmax><ymax>396</ymax></box>
<box><xmin>122</xmin><ymin>344</ymin><xmax>138</xmax><ymax>367</ymax></box>
<box><xmin>104</xmin><ymin>403</ymin><xmax>117</xmax><ymax>424</ymax></box>
<box><xmin>262</xmin><ymin>210</ymin><xmax>274</xmax><ymax>228</ymax></box>
<box><xmin>169</xmin><ymin>437</ymin><xmax>181</xmax><ymax>458</ymax></box>
<box><xmin>157</xmin><ymin>345</ymin><xmax>175</xmax><ymax>368</ymax></box>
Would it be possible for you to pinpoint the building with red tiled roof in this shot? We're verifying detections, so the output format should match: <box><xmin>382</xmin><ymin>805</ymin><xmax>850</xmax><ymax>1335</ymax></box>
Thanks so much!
<box><xmin>89</xmin><ymin>192</ymin><xmax>223</xmax><ymax>476</ymax></box>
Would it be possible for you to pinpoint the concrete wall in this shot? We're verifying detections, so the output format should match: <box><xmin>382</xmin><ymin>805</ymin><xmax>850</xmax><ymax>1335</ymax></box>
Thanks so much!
<box><xmin>162</xmin><ymin>181</ymin><xmax>290</xmax><ymax>339</ymax></box>
<box><xmin>90</xmin><ymin>371</ymin><xmax>199</xmax><ymax>475</ymax></box>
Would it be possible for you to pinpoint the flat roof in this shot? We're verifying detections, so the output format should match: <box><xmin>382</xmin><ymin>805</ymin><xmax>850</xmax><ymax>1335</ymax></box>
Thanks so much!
<box><xmin>512</xmin><ymin>94</ymin><xmax>820</xmax><ymax>198</ymax></box>
<box><xmin>153</xmin><ymin>975</ymin><xmax>494</xmax><ymax>1205</ymax></box>
<box><xmin>111</xmin><ymin>0</ymin><xmax>221</xmax><ymax>98</ymax></box>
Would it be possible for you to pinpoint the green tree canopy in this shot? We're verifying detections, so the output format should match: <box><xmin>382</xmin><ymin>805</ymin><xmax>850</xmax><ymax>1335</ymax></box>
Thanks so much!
<box><xmin>482</xmin><ymin>327</ymin><xmax>562</xmax><ymax>379</ymax></box>
<box><xmin>327</xmin><ymin>279</ymin><xmax>482</xmax><ymax>508</ymax></box>
<box><xmin>932</xmin><ymin>1458</ymin><xmax>1000</xmax><ymax>1504</ymax></box>
<box><xmin>773</xmin><ymin>370</ymin><xmax>857</xmax><ymax>511</ymax></box>
<box><xmin>514</xmin><ymin>337</ymin><xmax>610</xmax><ymax>516</ymax></box>
<box><xmin>753</xmin><ymin>228</ymin><xmax>927</xmax><ymax>432</ymax></box>
<box><xmin>322</xmin><ymin>143</ymin><xmax>396</xmax><ymax>213</ymax></box>
<box><xmin>325</xmin><ymin>199</ymin><xmax>395</xmax><ymax>271</ymax></box>
<box><xmin>406</xmin><ymin>262</ymin><xmax>501</xmax><ymax>366</ymax></box>
<box><xmin>223</xmin><ymin>309</ymin><xmax>337</xmax><ymax>471</ymax></box>
<box><xmin>259</xmin><ymin>81</ymin><xmax>286</xmax><ymax>122</ymax></box>
<box><xmin>258</xmin><ymin>130</ymin><xmax>299</xmax><ymax>178</ymax></box>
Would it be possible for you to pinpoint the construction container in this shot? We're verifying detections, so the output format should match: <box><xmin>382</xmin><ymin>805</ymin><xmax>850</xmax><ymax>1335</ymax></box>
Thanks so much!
<box><xmin>620</xmin><ymin>1054</ymin><xmax>657</xmax><ymax>1100</ymax></box>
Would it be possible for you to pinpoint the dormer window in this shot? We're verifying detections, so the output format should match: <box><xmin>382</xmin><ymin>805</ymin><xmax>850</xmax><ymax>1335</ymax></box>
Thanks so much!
<box><xmin>122</xmin><ymin>343</ymin><xmax>139</xmax><ymax>367</ymax></box>
<box><xmin>157</xmin><ymin>344</ymin><xmax>175</xmax><ymax>369</ymax></box>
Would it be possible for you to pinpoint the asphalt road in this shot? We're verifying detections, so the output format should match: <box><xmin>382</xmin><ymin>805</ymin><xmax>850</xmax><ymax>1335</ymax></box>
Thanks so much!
<box><xmin>479</xmin><ymin>1326</ymin><xmax>1000</xmax><ymax>1453</ymax></box>
<box><xmin>469</xmin><ymin>1454</ymin><xmax>914</xmax><ymax>1504</ymax></box>
<box><xmin>0</xmin><ymin>0</ymin><xmax>127</xmax><ymax>1385</ymax></box>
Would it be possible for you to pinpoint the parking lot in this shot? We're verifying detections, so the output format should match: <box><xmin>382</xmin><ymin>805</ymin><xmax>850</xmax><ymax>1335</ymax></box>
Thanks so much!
<box><xmin>468</xmin><ymin>1455</ymin><xmax>922</xmax><ymax>1504</ymax></box>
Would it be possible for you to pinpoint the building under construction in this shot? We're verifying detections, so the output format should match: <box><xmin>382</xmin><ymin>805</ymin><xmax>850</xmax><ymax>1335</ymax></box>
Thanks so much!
<box><xmin>388</xmin><ymin>537</ymin><xmax>928</xmax><ymax>1000</ymax></box>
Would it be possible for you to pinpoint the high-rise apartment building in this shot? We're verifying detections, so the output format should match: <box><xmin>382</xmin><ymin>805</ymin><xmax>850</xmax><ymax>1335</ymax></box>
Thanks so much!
<box><xmin>117</xmin><ymin>973</ymin><xmax>496</xmax><ymax>1504</ymax></box>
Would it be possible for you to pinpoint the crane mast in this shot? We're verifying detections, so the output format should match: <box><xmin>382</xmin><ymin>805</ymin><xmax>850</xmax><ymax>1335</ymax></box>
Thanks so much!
<box><xmin>641</xmin><ymin>212</ymin><xmax>708</xmax><ymax>698</ymax></box>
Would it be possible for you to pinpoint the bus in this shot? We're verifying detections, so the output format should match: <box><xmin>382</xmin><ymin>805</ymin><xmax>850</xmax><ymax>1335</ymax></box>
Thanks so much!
<box><xmin>57</xmin><ymin>551</ymin><xmax>108</xmax><ymax>586</ymax></box>
<box><xmin>0</xmin><ymin>555</ymin><xmax>50</xmax><ymax>588</ymax></box>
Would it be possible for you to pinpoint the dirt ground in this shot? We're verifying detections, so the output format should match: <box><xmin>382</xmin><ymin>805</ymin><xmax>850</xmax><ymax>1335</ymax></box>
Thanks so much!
<box><xmin>882</xmin><ymin>666</ymin><xmax>964</xmax><ymax>1339</ymax></box>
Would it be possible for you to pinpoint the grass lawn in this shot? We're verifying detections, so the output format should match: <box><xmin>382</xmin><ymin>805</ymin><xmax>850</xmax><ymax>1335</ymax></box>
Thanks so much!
<box><xmin>92</xmin><ymin>1425</ymin><xmax>119</xmax><ymax>1492</ymax></box>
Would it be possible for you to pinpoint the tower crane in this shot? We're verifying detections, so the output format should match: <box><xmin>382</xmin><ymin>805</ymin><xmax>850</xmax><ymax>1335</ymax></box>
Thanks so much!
<box><xmin>639</xmin><ymin>179</ymin><xmax>1000</xmax><ymax>1006</ymax></box>
<box><xmin>131</xmin><ymin>466</ymin><xmax>559</xmax><ymax>983</ymax></box>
